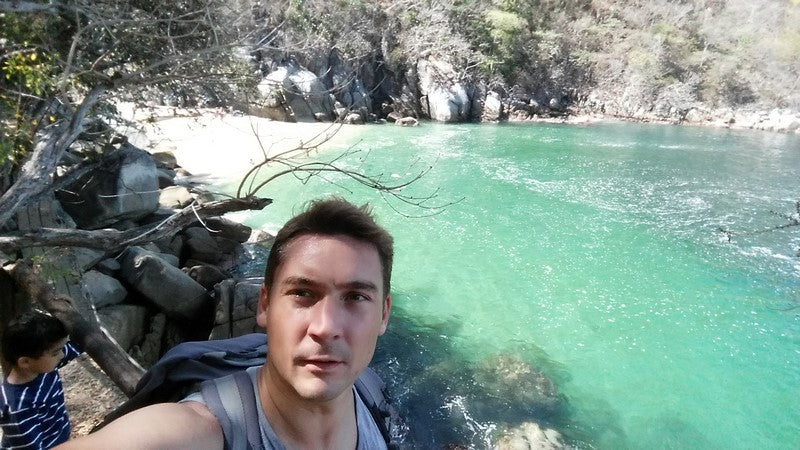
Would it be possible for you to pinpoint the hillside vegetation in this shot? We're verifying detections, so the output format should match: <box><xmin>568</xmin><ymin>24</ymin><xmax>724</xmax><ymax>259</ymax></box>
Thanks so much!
<box><xmin>2</xmin><ymin>0</ymin><xmax>799</xmax><ymax>191</ymax></box>
<box><xmin>251</xmin><ymin>0</ymin><xmax>800</xmax><ymax>115</ymax></box>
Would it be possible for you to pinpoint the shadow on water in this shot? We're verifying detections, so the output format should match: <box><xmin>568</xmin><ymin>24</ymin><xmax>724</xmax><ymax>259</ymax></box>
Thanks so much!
<box><xmin>371</xmin><ymin>303</ymin><xmax>625</xmax><ymax>449</ymax></box>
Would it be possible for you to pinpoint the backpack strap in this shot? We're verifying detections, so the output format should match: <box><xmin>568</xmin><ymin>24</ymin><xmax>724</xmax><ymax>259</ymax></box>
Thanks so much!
<box><xmin>354</xmin><ymin>367</ymin><xmax>396</xmax><ymax>445</ymax></box>
<box><xmin>201</xmin><ymin>370</ymin><xmax>264</xmax><ymax>450</ymax></box>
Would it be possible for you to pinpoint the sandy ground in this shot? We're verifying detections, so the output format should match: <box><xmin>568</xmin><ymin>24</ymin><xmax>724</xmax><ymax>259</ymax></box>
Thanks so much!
<box><xmin>55</xmin><ymin>107</ymin><xmax>366</xmax><ymax>438</ymax></box>
<box><xmin>60</xmin><ymin>355</ymin><xmax>128</xmax><ymax>437</ymax></box>
<box><xmin>115</xmin><ymin>103</ymin><xmax>362</xmax><ymax>181</ymax></box>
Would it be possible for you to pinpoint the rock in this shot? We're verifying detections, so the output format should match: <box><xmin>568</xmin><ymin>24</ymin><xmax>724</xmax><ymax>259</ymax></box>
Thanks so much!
<box><xmin>254</xmin><ymin>62</ymin><xmax>334</xmax><ymax>122</ymax></box>
<box><xmin>159</xmin><ymin>186</ymin><xmax>194</xmax><ymax>209</ymax></box>
<box><xmin>210</xmin><ymin>278</ymin><xmax>263</xmax><ymax>339</ymax></box>
<box><xmin>119</xmin><ymin>246</ymin><xmax>212</xmax><ymax>322</ymax></box>
<box><xmin>81</xmin><ymin>270</ymin><xmax>127</xmax><ymax>308</ymax></box>
<box><xmin>395</xmin><ymin>116</ymin><xmax>418</xmax><ymax>126</ymax></box>
<box><xmin>183</xmin><ymin>226</ymin><xmax>221</xmax><ymax>263</ymax></box>
<box><xmin>482</xmin><ymin>91</ymin><xmax>503</xmax><ymax>122</ymax></box>
<box><xmin>95</xmin><ymin>304</ymin><xmax>149</xmax><ymax>351</ymax></box>
<box><xmin>156</xmin><ymin>168</ymin><xmax>176</xmax><ymax>188</ymax></box>
<box><xmin>474</xmin><ymin>355</ymin><xmax>560</xmax><ymax>414</ymax></box>
<box><xmin>386</xmin><ymin>111</ymin><xmax>403</xmax><ymax>123</ymax></box>
<box><xmin>129</xmin><ymin>313</ymin><xmax>167</xmax><ymax>368</ymax></box>
<box><xmin>495</xmin><ymin>422</ymin><xmax>565</xmax><ymax>450</ymax></box>
<box><xmin>151</xmin><ymin>151</ymin><xmax>178</xmax><ymax>169</ymax></box>
<box><xmin>204</xmin><ymin>217</ymin><xmax>252</xmax><ymax>243</ymax></box>
<box><xmin>344</xmin><ymin>113</ymin><xmax>364</xmax><ymax>124</ymax></box>
<box><xmin>183</xmin><ymin>264</ymin><xmax>229</xmax><ymax>290</ymax></box>
<box><xmin>417</xmin><ymin>59</ymin><xmax>471</xmax><ymax>122</ymax></box>
<box><xmin>329</xmin><ymin>50</ymin><xmax>372</xmax><ymax>114</ymax></box>
<box><xmin>56</xmin><ymin>144</ymin><xmax>159</xmax><ymax>229</ymax></box>
<box><xmin>94</xmin><ymin>257</ymin><xmax>120</xmax><ymax>276</ymax></box>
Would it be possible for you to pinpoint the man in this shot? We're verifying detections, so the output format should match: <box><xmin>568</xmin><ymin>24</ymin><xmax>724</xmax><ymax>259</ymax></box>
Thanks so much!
<box><xmin>58</xmin><ymin>197</ymin><xmax>393</xmax><ymax>449</ymax></box>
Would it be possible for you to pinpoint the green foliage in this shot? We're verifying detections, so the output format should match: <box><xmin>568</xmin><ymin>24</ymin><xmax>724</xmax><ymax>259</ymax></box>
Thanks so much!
<box><xmin>0</xmin><ymin>11</ymin><xmax>64</xmax><ymax>174</ymax></box>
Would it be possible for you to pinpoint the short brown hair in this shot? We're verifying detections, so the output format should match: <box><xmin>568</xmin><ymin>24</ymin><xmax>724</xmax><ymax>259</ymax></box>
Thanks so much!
<box><xmin>264</xmin><ymin>197</ymin><xmax>394</xmax><ymax>297</ymax></box>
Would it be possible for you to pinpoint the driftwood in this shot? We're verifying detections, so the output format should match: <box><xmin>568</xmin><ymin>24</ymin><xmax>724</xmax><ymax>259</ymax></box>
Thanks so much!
<box><xmin>5</xmin><ymin>261</ymin><xmax>143</xmax><ymax>396</ymax></box>
<box><xmin>0</xmin><ymin>196</ymin><xmax>272</xmax><ymax>254</ymax></box>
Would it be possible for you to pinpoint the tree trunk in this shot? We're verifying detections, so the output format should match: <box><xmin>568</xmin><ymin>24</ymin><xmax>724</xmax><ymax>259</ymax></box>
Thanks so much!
<box><xmin>5</xmin><ymin>261</ymin><xmax>143</xmax><ymax>397</ymax></box>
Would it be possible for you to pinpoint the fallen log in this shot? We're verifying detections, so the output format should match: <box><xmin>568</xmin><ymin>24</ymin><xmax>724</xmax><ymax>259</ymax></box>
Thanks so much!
<box><xmin>0</xmin><ymin>196</ymin><xmax>272</xmax><ymax>254</ymax></box>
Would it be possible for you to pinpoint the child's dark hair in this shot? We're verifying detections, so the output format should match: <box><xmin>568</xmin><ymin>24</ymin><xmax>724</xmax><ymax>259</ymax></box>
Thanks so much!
<box><xmin>2</xmin><ymin>311</ymin><xmax>68</xmax><ymax>366</ymax></box>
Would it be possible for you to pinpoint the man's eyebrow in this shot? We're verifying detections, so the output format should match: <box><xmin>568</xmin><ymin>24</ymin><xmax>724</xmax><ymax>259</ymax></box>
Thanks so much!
<box><xmin>281</xmin><ymin>276</ymin><xmax>319</xmax><ymax>287</ymax></box>
<box><xmin>339</xmin><ymin>280</ymin><xmax>379</xmax><ymax>292</ymax></box>
<box><xmin>280</xmin><ymin>276</ymin><xmax>378</xmax><ymax>292</ymax></box>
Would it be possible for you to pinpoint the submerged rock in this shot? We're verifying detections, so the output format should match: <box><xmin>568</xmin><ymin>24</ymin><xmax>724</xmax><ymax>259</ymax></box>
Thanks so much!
<box><xmin>495</xmin><ymin>421</ymin><xmax>565</xmax><ymax>450</ymax></box>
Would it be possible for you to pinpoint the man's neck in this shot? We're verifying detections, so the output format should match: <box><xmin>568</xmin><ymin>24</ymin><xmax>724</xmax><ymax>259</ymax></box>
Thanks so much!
<box><xmin>257</xmin><ymin>365</ymin><xmax>357</xmax><ymax>449</ymax></box>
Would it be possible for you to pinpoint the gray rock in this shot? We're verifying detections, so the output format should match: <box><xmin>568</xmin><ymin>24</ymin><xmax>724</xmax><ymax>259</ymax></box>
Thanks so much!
<box><xmin>417</xmin><ymin>59</ymin><xmax>471</xmax><ymax>122</ymax></box>
<box><xmin>344</xmin><ymin>113</ymin><xmax>364</xmax><ymax>124</ymax></box>
<box><xmin>395</xmin><ymin>116</ymin><xmax>418</xmax><ymax>127</ymax></box>
<box><xmin>495</xmin><ymin>422</ymin><xmax>565</xmax><ymax>450</ymax></box>
<box><xmin>159</xmin><ymin>185</ymin><xmax>194</xmax><ymax>209</ymax></box>
<box><xmin>81</xmin><ymin>270</ymin><xmax>127</xmax><ymax>308</ymax></box>
<box><xmin>119</xmin><ymin>246</ymin><xmax>211</xmax><ymax>322</ymax></box>
<box><xmin>183</xmin><ymin>226</ymin><xmax>221</xmax><ymax>263</ymax></box>
<box><xmin>129</xmin><ymin>313</ymin><xmax>167</xmax><ymax>368</ymax></box>
<box><xmin>255</xmin><ymin>63</ymin><xmax>334</xmax><ymax>122</ymax></box>
<box><xmin>94</xmin><ymin>257</ymin><xmax>121</xmax><ymax>276</ymax></box>
<box><xmin>56</xmin><ymin>144</ymin><xmax>159</xmax><ymax>229</ymax></box>
<box><xmin>481</xmin><ymin>91</ymin><xmax>503</xmax><ymax>122</ymax></box>
<box><xmin>474</xmin><ymin>354</ymin><xmax>560</xmax><ymax>414</ymax></box>
<box><xmin>210</xmin><ymin>278</ymin><xmax>262</xmax><ymax>339</ymax></box>
<box><xmin>183</xmin><ymin>264</ymin><xmax>229</xmax><ymax>290</ymax></box>
<box><xmin>151</xmin><ymin>151</ymin><xmax>178</xmax><ymax>169</ymax></box>
<box><xmin>96</xmin><ymin>304</ymin><xmax>149</xmax><ymax>352</ymax></box>
<box><xmin>205</xmin><ymin>217</ymin><xmax>252</xmax><ymax>243</ymax></box>
<box><xmin>156</xmin><ymin>168</ymin><xmax>176</xmax><ymax>189</ymax></box>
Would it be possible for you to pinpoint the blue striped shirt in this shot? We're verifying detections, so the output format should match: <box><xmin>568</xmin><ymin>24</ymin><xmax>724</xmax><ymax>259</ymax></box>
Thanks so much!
<box><xmin>0</xmin><ymin>342</ymin><xmax>82</xmax><ymax>449</ymax></box>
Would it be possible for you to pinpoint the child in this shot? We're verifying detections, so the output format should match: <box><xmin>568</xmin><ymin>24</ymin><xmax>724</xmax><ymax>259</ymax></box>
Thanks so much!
<box><xmin>1</xmin><ymin>311</ymin><xmax>82</xmax><ymax>449</ymax></box>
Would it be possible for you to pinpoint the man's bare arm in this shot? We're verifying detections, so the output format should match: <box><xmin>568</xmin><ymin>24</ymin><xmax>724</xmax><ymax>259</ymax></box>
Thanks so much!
<box><xmin>55</xmin><ymin>402</ymin><xmax>224</xmax><ymax>449</ymax></box>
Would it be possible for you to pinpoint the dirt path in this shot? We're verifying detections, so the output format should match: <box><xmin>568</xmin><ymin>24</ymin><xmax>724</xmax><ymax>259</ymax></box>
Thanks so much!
<box><xmin>60</xmin><ymin>355</ymin><xmax>128</xmax><ymax>437</ymax></box>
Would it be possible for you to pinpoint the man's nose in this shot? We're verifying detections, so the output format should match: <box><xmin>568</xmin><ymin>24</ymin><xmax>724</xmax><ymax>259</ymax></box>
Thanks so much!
<box><xmin>307</xmin><ymin>296</ymin><xmax>343</xmax><ymax>341</ymax></box>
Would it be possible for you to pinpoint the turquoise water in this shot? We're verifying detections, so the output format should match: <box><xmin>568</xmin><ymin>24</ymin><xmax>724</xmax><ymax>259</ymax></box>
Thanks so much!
<box><xmin>219</xmin><ymin>122</ymin><xmax>800</xmax><ymax>449</ymax></box>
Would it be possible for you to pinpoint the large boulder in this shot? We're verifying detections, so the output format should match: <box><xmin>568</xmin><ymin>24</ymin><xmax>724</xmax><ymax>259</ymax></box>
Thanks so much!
<box><xmin>482</xmin><ymin>91</ymin><xmax>504</xmax><ymax>122</ymax></box>
<box><xmin>495</xmin><ymin>422</ymin><xmax>565</xmax><ymax>450</ymax></box>
<box><xmin>95</xmin><ymin>304</ymin><xmax>149</xmax><ymax>351</ymax></box>
<box><xmin>204</xmin><ymin>217</ymin><xmax>252</xmax><ymax>243</ymax></box>
<box><xmin>417</xmin><ymin>59</ymin><xmax>472</xmax><ymax>122</ymax></box>
<box><xmin>328</xmin><ymin>50</ymin><xmax>372</xmax><ymax>116</ymax></box>
<box><xmin>254</xmin><ymin>62</ymin><xmax>334</xmax><ymax>122</ymax></box>
<box><xmin>81</xmin><ymin>270</ymin><xmax>127</xmax><ymax>309</ymax></box>
<box><xmin>56</xmin><ymin>144</ymin><xmax>159</xmax><ymax>229</ymax></box>
<box><xmin>119</xmin><ymin>246</ymin><xmax>212</xmax><ymax>323</ymax></box>
<box><xmin>474</xmin><ymin>354</ymin><xmax>560</xmax><ymax>415</ymax></box>
<box><xmin>210</xmin><ymin>278</ymin><xmax>263</xmax><ymax>339</ymax></box>
<box><xmin>159</xmin><ymin>186</ymin><xmax>194</xmax><ymax>209</ymax></box>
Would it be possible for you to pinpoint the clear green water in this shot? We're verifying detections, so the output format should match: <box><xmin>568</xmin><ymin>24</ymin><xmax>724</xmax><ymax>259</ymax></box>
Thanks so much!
<box><xmin>219</xmin><ymin>122</ymin><xmax>800</xmax><ymax>449</ymax></box>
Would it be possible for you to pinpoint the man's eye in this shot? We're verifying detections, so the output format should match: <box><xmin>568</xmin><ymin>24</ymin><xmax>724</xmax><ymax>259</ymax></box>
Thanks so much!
<box><xmin>290</xmin><ymin>289</ymin><xmax>311</xmax><ymax>298</ymax></box>
<box><xmin>345</xmin><ymin>292</ymin><xmax>370</xmax><ymax>302</ymax></box>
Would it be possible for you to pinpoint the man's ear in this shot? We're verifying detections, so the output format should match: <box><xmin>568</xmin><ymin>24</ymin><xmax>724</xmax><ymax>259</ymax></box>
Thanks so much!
<box><xmin>256</xmin><ymin>284</ymin><xmax>270</xmax><ymax>330</ymax></box>
<box><xmin>379</xmin><ymin>295</ymin><xmax>391</xmax><ymax>335</ymax></box>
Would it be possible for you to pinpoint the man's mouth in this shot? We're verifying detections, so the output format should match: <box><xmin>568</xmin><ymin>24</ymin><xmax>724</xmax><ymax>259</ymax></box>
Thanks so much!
<box><xmin>300</xmin><ymin>357</ymin><xmax>344</xmax><ymax>372</ymax></box>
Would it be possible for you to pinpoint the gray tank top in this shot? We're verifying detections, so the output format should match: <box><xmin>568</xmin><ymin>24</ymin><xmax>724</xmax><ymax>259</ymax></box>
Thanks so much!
<box><xmin>184</xmin><ymin>366</ymin><xmax>387</xmax><ymax>449</ymax></box>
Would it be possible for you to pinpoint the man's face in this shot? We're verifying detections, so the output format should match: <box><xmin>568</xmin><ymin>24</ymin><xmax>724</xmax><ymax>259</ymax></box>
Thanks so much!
<box><xmin>257</xmin><ymin>234</ymin><xmax>391</xmax><ymax>402</ymax></box>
